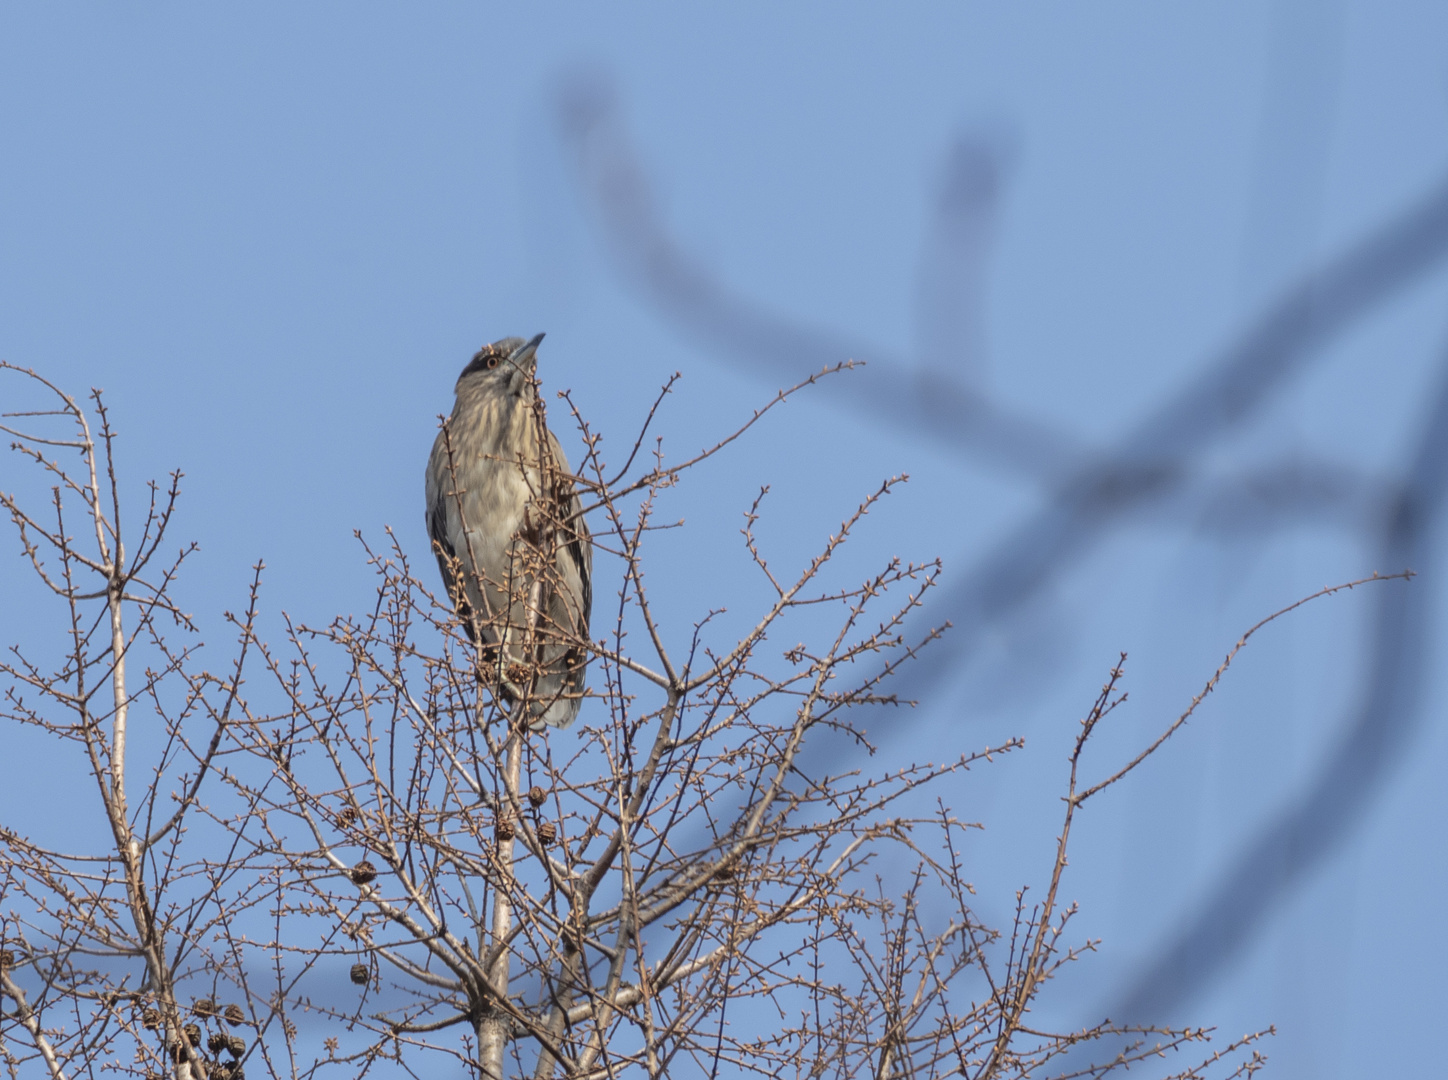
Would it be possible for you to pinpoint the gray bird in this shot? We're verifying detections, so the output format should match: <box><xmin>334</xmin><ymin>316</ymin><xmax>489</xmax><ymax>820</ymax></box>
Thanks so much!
<box><xmin>425</xmin><ymin>334</ymin><xmax>592</xmax><ymax>728</ymax></box>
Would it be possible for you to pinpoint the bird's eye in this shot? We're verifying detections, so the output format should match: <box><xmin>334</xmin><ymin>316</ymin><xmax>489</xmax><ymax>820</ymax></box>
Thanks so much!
<box><xmin>486</xmin><ymin>354</ymin><xmax>500</xmax><ymax>370</ymax></box>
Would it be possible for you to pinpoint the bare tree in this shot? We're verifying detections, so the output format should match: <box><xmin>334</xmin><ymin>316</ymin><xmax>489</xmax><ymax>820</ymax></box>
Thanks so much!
<box><xmin>7</xmin><ymin>356</ymin><xmax>1394</xmax><ymax>1078</ymax></box>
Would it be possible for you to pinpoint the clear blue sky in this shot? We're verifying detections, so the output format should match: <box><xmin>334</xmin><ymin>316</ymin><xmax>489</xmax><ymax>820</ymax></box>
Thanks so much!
<box><xmin>3</xmin><ymin>4</ymin><xmax>1447</xmax><ymax>1076</ymax></box>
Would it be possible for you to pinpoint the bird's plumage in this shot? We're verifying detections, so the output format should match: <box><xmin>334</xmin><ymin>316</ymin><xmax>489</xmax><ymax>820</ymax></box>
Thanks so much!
<box><xmin>425</xmin><ymin>335</ymin><xmax>592</xmax><ymax>728</ymax></box>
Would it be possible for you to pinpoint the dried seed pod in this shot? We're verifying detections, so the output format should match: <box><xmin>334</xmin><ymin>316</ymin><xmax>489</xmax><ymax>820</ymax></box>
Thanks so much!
<box><xmin>0</xmin><ymin>949</ymin><xmax>14</xmax><ymax>972</ymax></box>
<box><xmin>194</xmin><ymin>997</ymin><xmax>217</xmax><ymax>1018</ymax></box>
<box><xmin>141</xmin><ymin>1007</ymin><xmax>161</xmax><ymax>1030</ymax></box>
<box><xmin>536</xmin><ymin>821</ymin><xmax>557</xmax><ymax>846</ymax></box>
<box><xmin>223</xmin><ymin>1002</ymin><xmax>246</xmax><ymax>1026</ymax></box>
<box><xmin>228</xmin><ymin>1034</ymin><xmax>247</xmax><ymax>1057</ymax></box>
<box><xmin>183</xmin><ymin>1023</ymin><xmax>201</xmax><ymax>1046</ymax></box>
<box><xmin>495</xmin><ymin>817</ymin><xmax>515</xmax><ymax>842</ymax></box>
<box><xmin>338</xmin><ymin>805</ymin><xmax>358</xmax><ymax>826</ymax></box>
<box><xmin>506</xmin><ymin>662</ymin><xmax>531</xmax><ymax>685</ymax></box>
<box><xmin>350</xmin><ymin>860</ymin><xmax>377</xmax><ymax>885</ymax></box>
<box><xmin>349</xmin><ymin>963</ymin><xmax>369</xmax><ymax>986</ymax></box>
<box><xmin>208</xmin><ymin>1031</ymin><xmax>229</xmax><ymax>1055</ymax></box>
<box><xmin>527</xmin><ymin>786</ymin><xmax>547</xmax><ymax>808</ymax></box>
<box><xmin>211</xmin><ymin>1068</ymin><xmax>233</xmax><ymax>1080</ymax></box>
<box><xmin>714</xmin><ymin>861</ymin><xmax>735</xmax><ymax>881</ymax></box>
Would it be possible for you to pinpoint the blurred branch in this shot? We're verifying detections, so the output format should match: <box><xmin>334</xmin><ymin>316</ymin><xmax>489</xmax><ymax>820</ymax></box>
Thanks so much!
<box><xmin>555</xmin><ymin>74</ymin><xmax>1085</xmax><ymax>483</ymax></box>
<box><xmin>554</xmin><ymin>71</ymin><xmax>1448</xmax><ymax>1036</ymax></box>
<box><xmin>1101</xmin><ymin>353</ymin><xmax>1448</xmax><ymax>1024</ymax></box>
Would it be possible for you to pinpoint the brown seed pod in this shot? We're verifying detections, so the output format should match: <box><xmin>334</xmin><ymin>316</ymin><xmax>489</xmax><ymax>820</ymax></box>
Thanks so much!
<box><xmin>338</xmin><ymin>805</ymin><xmax>359</xmax><ymax>826</ymax></box>
<box><xmin>495</xmin><ymin>817</ymin><xmax>515</xmax><ymax>842</ymax></box>
<box><xmin>183</xmin><ymin>1022</ymin><xmax>201</xmax><ymax>1046</ymax></box>
<box><xmin>228</xmin><ymin>1034</ymin><xmax>247</xmax><ymax>1057</ymax></box>
<box><xmin>350</xmin><ymin>860</ymin><xmax>377</xmax><ymax>886</ymax></box>
<box><xmin>141</xmin><ymin>1007</ymin><xmax>161</xmax><ymax>1030</ymax></box>
<box><xmin>349</xmin><ymin>963</ymin><xmax>369</xmax><ymax>986</ymax></box>
<box><xmin>0</xmin><ymin>949</ymin><xmax>14</xmax><ymax>971</ymax></box>
<box><xmin>223</xmin><ymin>1002</ymin><xmax>246</xmax><ymax>1026</ymax></box>
<box><xmin>536</xmin><ymin>821</ymin><xmax>557</xmax><ymax>846</ymax></box>
<box><xmin>714</xmin><ymin>862</ymin><xmax>735</xmax><ymax>881</ymax></box>
<box><xmin>194</xmin><ymin>997</ymin><xmax>217</xmax><ymax>1018</ymax></box>
<box><xmin>527</xmin><ymin>786</ymin><xmax>547</xmax><ymax>808</ymax></box>
<box><xmin>506</xmin><ymin>662</ymin><xmax>531</xmax><ymax>685</ymax></box>
<box><xmin>208</xmin><ymin>1031</ymin><xmax>229</xmax><ymax>1055</ymax></box>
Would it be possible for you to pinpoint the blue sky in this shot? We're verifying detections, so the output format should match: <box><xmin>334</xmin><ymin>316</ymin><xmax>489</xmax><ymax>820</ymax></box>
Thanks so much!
<box><xmin>3</xmin><ymin>4</ymin><xmax>1448</xmax><ymax>1076</ymax></box>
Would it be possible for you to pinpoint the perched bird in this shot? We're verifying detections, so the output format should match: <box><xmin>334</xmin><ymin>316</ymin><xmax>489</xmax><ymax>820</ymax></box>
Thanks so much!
<box><xmin>425</xmin><ymin>334</ymin><xmax>592</xmax><ymax>728</ymax></box>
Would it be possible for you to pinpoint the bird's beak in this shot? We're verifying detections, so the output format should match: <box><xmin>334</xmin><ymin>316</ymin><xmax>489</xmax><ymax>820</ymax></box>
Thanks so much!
<box><xmin>510</xmin><ymin>333</ymin><xmax>546</xmax><ymax>373</ymax></box>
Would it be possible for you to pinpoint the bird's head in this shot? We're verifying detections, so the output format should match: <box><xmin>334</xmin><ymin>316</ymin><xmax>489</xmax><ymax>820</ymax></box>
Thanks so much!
<box><xmin>456</xmin><ymin>332</ymin><xmax>545</xmax><ymax>399</ymax></box>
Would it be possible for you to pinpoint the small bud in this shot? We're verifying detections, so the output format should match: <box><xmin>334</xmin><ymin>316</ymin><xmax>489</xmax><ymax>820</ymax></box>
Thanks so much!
<box><xmin>349</xmin><ymin>963</ymin><xmax>369</xmax><ymax>986</ymax></box>
<box><xmin>350</xmin><ymin>860</ymin><xmax>377</xmax><ymax>886</ymax></box>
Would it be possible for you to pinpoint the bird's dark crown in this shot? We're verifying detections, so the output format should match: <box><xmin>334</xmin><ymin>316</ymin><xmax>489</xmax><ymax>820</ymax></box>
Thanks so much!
<box><xmin>459</xmin><ymin>336</ymin><xmax>529</xmax><ymax>381</ymax></box>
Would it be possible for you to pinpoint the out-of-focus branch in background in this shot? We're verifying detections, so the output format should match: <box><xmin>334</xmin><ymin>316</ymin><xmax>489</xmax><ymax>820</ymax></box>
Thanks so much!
<box><xmin>554</xmin><ymin>71</ymin><xmax>1448</xmax><ymax>1027</ymax></box>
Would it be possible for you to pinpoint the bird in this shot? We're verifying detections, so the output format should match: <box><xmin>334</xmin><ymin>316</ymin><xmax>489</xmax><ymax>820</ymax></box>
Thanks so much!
<box><xmin>425</xmin><ymin>333</ymin><xmax>592</xmax><ymax>728</ymax></box>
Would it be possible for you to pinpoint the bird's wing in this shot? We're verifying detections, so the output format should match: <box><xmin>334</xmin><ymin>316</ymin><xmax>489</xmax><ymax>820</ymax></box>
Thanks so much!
<box><xmin>424</xmin><ymin>432</ymin><xmax>463</xmax><ymax>608</ymax></box>
<box><xmin>547</xmin><ymin>430</ymin><xmax>592</xmax><ymax>635</ymax></box>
